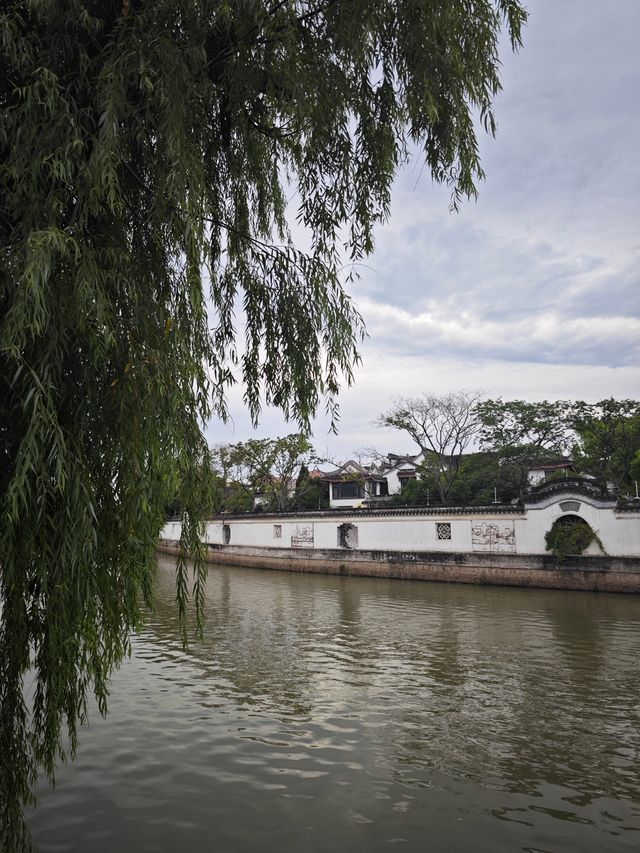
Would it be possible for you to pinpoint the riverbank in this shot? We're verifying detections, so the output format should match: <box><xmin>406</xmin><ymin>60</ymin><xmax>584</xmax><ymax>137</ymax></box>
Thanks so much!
<box><xmin>159</xmin><ymin>484</ymin><xmax>640</xmax><ymax>592</ymax></box>
<box><xmin>157</xmin><ymin>541</ymin><xmax>640</xmax><ymax>594</ymax></box>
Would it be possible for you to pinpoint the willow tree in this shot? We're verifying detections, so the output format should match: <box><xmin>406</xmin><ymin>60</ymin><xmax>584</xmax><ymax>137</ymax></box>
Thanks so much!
<box><xmin>0</xmin><ymin>0</ymin><xmax>526</xmax><ymax>846</ymax></box>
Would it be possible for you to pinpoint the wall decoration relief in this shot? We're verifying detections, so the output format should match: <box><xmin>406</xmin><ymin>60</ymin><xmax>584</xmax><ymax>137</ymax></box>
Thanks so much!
<box><xmin>471</xmin><ymin>521</ymin><xmax>516</xmax><ymax>553</ymax></box>
<box><xmin>291</xmin><ymin>523</ymin><xmax>314</xmax><ymax>548</ymax></box>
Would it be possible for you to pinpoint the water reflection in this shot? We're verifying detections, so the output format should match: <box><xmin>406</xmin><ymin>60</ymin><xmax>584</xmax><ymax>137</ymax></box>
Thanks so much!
<box><xmin>28</xmin><ymin>557</ymin><xmax>640</xmax><ymax>852</ymax></box>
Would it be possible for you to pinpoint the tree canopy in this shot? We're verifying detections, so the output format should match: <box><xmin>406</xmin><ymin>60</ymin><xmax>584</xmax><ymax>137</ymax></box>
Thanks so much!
<box><xmin>477</xmin><ymin>398</ymin><xmax>640</xmax><ymax>495</ymax></box>
<box><xmin>215</xmin><ymin>433</ymin><xmax>315</xmax><ymax>511</ymax></box>
<box><xmin>385</xmin><ymin>396</ymin><xmax>640</xmax><ymax>505</ymax></box>
<box><xmin>476</xmin><ymin>398</ymin><xmax>572</xmax><ymax>492</ymax></box>
<box><xmin>378</xmin><ymin>391</ymin><xmax>483</xmax><ymax>503</ymax></box>
<box><xmin>476</xmin><ymin>399</ymin><xmax>571</xmax><ymax>457</ymax></box>
<box><xmin>570</xmin><ymin>399</ymin><xmax>640</xmax><ymax>493</ymax></box>
<box><xmin>0</xmin><ymin>1</ymin><xmax>526</xmax><ymax>846</ymax></box>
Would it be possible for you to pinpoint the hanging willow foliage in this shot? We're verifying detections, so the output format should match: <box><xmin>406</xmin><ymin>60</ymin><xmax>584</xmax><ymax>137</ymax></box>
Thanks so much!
<box><xmin>0</xmin><ymin>0</ymin><xmax>526</xmax><ymax>847</ymax></box>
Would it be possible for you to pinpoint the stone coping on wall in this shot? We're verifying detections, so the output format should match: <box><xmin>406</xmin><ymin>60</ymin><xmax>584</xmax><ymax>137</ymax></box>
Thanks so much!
<box><xmin>171</xmin><ymin>504</ymin><xmax>527</xmax><ymax>523</ymax></box>
<box><xmin>522</xmin><ymin>491</ymin><xmax>618</xmax><ymax>511</ymax></box>
<box><xmin>525</xmin><ymin>476</ymin><xmax>611</xmax><ymax>499</ymax></box>
<box><xmin>522</xmin><ymin>477</ymin><xmax>634</xmax><ymax>509</ymax></box>
<box><xmin>616</xmin><ymin>499</ymin><xmax>640</xmax><ymax>514</ymax></box>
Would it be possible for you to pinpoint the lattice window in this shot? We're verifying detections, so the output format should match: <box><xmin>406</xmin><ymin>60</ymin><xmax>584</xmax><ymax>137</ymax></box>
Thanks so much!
<box><xmin>222</xmin><ymin>524</ymin><xmax>231</xmax><ymax>544</ymax></box>
<box><xmin>273</xmin><ymin>524</ymin><xmax>282</xmax><ymax>538</ymax></box>
<box><xmin>436</xmin><ymin>522</ymin><xmax>452</xmax><ymax>540</ymax></box>
<box><xmin>338</xmin><ymin>523</ymin><xmax>358</xmax><ymax>549</ymax></box>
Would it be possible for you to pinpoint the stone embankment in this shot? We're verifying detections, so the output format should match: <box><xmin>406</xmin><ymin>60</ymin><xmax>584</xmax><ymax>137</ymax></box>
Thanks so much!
<box><xmin>159</xmin><ymin>482</ymin><xmax>640</xmax><ymax>593</ymax></box>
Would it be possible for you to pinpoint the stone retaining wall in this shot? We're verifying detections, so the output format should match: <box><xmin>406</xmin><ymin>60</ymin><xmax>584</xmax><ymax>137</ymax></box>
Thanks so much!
<box><xmin>157</xmin><ymin>541</ymin><xmax>640</xmax><ymax>593</ymax></box>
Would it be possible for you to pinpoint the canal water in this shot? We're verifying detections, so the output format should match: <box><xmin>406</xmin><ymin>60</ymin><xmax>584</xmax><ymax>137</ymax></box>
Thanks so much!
<box><xmin>28</xmin><ymin>556</ymin><xmax>640</xmax><ymax>852</ymax></box>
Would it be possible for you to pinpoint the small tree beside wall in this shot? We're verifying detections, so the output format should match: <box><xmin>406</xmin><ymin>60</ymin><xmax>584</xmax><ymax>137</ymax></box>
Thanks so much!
<box><xmin>544</xmin><ymin>516</ymin><xmax>603</xmax><ymax>564</ymax></box>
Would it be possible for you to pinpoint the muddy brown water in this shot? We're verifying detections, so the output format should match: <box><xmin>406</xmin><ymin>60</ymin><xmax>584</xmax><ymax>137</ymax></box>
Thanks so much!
<box><xmin>28</xmin><ymin>555</ymin><xmax>640</xmax><ymax>852</ymax></box>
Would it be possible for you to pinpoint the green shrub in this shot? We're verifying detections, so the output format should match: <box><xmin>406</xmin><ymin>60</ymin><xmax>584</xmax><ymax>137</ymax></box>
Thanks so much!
<box><xmin>545</xmin><ymin>516</ymin><xmax>602</xmax><ymax>563</ymax></box>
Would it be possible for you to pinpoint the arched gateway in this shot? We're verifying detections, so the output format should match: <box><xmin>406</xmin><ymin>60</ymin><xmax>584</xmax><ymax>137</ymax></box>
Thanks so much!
<box><xmin>159</xmin><ymin>477</ymin><xmax>640</xmax><ymax>592</ymax></box>
<box><xmin>544</xmin><ymin>513</ymin><xmax>600</xmax><ymax>561</ymax></box>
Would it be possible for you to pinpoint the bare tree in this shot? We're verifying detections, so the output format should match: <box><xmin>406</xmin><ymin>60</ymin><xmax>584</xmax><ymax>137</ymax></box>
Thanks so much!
<box><xmin>378</xmin><ymin>391</ymin><xmax>483</xmax><ymax>504</ymax></box>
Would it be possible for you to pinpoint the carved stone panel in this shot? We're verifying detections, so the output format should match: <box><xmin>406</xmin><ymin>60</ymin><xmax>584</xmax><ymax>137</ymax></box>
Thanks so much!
<box><xmin>471</xmin><ymin>521</ymin><xmax>516</xmax><ymax>553</ymax></box>
<box><xmin>291</xmin><ymin>523</ymin><xmax>314</xmax><ymax>548</ymax></box>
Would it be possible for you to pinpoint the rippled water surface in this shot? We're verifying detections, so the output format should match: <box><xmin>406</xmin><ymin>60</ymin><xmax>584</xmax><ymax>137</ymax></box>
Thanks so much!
<box><xmin>28</xmin><ymin>557</ymin><xmax>640</xmax><ymax>852</ymax></box>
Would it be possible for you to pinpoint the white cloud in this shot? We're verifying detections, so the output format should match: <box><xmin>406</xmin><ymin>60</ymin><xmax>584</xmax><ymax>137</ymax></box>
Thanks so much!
<box><xmin>206</xmin><ymin>0</ymin><xmax>640</xmax><ymax>460</ymax></box>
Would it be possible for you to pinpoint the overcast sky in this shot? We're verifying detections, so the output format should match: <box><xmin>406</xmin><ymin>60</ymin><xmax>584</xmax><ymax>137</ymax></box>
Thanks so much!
<box><xmin>206</xmin><ymin>0</ymin><xmax>640</xmax><ymax>461</ymax></box>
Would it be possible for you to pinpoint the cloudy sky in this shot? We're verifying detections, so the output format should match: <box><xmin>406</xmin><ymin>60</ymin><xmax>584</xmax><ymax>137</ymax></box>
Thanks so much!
<box><xmin>206</xmin><ymin>0</ymin><xmax>640</xmax><ymax>460</ymax></box>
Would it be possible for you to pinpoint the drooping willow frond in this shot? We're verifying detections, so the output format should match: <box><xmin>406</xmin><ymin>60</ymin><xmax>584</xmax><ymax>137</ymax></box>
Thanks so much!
<box><xmin>0</xmin><ymin>1</ymin><xmax>526</xmax><ymax>846</ymax></box>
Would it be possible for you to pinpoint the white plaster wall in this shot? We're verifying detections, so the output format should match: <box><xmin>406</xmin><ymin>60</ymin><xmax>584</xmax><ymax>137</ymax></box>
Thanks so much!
<box><xmin>611</xmin><ymin>513</ymin><xmax>640</xmax><ymax>555</ymax></box>
<box><xmin>205</xmin><ymin>521</ymin><xmax>224</xmax><ymax>544</ymax></box>
<box><xmin>313</xmin><ymin>522</ymin><xmax>341</xmax><ymax>549</ymax></box>
<box><xmin>517</xmin><ymin>498</ymin><xmax>640</xmax><ymax>556</ymax></box>
<box><xmin>350</xmin><ymin>517</ymin><xmax>429</xmax><ymax>551</ymax></box>
<box><xmin>160</xmin><ymin>500</ymin><xmax>640</xmax><ymax>557</ymax></box>
<box><xmin>224</xmin><ymin>521</ymin><xmax>285</xmax><ymax>547</ymax></box>
<box><xmin>162</xmin><ymin>520</ymin><xmax>182</xmax><ymax>541</ymax></box>
<box><xmin>338</xmin><ymin>516</ymin><xmax>471</xmax><ymax>552</ymax></box>
<box><xmin>163</xmin><ymin>513</ymin><xmax>517</xmax><ymax>553</ymax></box>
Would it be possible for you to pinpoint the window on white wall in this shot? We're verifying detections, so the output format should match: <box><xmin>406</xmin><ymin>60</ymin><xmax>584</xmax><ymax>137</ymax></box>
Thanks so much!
<box><xmin>338</xmin><ymin>523</ymin><xmax>358</xmax><ymax>549</ymax></box>
<box><xmin>222</xmin><ymin>524</ymin><xmax>231</xmax><ymax>544</ymax></box>
<box><xmin>273</xmin><ymin>524</ymin><xmax>282</xmax><ymax>538</ymax></box>
<box><xmin>436</xmin><ymin>522</ymin><xmax>452</xmax><ymax>540</ymax></box>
